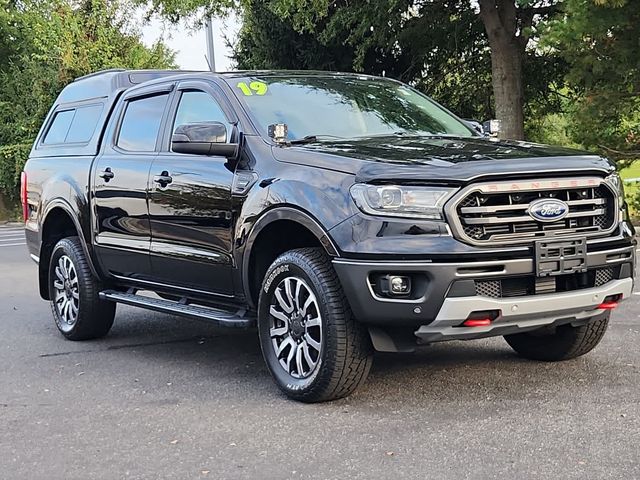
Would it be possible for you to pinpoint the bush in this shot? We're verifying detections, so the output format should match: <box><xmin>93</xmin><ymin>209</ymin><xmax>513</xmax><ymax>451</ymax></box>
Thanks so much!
<box><xmin>626</xmin><ymin>181</ymin><xmax>640</xmax><ymax>223</ymax></box>
<box><xmin>0</xmin><ymin>0</ymin><xmax>176</xmax><ymax>205</ymax></box>
<box><xmin>0</xmin><ymin>144</ymin><xmax>31</xmax><ymax>203</ymax></box>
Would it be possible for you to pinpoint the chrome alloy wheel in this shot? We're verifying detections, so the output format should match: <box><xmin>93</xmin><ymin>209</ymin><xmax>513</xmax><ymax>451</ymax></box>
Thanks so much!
<box><xmin>52</xmin><ymin>255</ymin><xmax>80</xmax><ymax>327</ymax></box>
<box><xmin>269</xmin><ymin>276</ymin><xmax>323</xmax><ymax>379</ymax></box>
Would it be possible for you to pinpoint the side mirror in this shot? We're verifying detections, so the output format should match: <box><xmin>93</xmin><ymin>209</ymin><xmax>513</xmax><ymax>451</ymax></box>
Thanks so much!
<box><xmin>171</xmin><ymin>121</ymin><xmax>239</xmax><ymax>157</ymax></box>
<box><xmin>463</xmin><ymin>119</ymin><xmax>485</xmax><ymax>135</ymax></box>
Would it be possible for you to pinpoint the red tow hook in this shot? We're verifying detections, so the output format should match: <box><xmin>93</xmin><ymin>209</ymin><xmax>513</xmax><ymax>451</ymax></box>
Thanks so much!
<box><xmin>597</xmin><ymin>301</ymin><xmax>619</xmax><ymax>310</ymax></box>
<box><xmin>461</xmin><ymin>310</ymin><xmax>501</xmax><ymax>327</ymax></box>
<box><xmin>462</xmin><ymin>318</ymin><xmax>492</xmax><ymax>327</ymax></box>
<box><xmin>597</xmin><ymin>294</ymin><xmax>622</xmax><ymax>310</ymax></box>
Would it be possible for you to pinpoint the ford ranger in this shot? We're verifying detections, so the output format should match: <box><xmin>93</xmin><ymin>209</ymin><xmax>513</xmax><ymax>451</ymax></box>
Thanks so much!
<box><xmin>22</xmin><ymin>69</ymin><xmax>636</xmax><ymax>402</ymax></box>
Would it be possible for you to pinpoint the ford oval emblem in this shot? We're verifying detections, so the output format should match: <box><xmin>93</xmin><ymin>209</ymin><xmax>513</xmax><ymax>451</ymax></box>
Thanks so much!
<box><xmin>527</xmin><ymin>198</ymin><xmax>569</xmax><ymax>223</ymax></box>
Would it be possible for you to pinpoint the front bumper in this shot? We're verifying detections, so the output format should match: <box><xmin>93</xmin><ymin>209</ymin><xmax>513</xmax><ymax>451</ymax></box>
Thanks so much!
<box><xmin>332</xmin><ymin>242</ymin><xmax>635</xmax><ymax>345</ymax></box>
<box><xmin>415</xmin><ymin>277</ymin><xmax>632</xmax><ymax>343</ymax></box>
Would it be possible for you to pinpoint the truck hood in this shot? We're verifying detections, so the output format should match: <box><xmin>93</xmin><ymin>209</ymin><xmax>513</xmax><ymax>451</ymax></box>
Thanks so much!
<box><xmin>273</xmin><ymin>136</ymin><xmax>615</xmax><ymax>183</ymax></box>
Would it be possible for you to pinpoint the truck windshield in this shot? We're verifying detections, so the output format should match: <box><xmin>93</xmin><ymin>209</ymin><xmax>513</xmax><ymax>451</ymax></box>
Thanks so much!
<box><xmin>231</xmin><ymin>75</ymin><xmax>475</xmax><ymax>141</ymax></box>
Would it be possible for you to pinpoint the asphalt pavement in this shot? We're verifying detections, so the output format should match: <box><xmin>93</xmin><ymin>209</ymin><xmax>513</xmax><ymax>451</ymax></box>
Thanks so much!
<box><xmin>1</xmin><ymin>224</ymin><xmax>639</xmax><ymax>480</ymax></box>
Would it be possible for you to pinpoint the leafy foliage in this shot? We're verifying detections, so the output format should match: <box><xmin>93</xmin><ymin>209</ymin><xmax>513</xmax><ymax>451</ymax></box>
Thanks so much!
<box><xmin>0</xmin><ymin>0</ymin><xmax>175</xmax><ymax>205</ymax></box>
<box><xmin>545</xmin><ymin>0</ymin><xmax>640</xmax><ymax>160</ymax></box>
<box><xmin>233</xmin><ymin>1</ymin><xmax>566</xmax><ymax>126</ymax></box>
<box><xmin>233</xmin><ymin>0</ymin><xmax>354</xmax><ymax>71</ymax></box>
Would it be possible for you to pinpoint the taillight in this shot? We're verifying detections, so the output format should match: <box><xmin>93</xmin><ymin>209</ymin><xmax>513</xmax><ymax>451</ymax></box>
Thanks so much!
<box><xmin>20</xmin><ymin>171</ymin><xmax>28</xmax><ymax>222</ymax></box>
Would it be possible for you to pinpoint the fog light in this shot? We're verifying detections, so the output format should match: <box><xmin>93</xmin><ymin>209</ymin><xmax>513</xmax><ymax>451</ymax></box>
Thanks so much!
<box><xmin>390</xmin><ymin>276</ymin><xmax>411</xmax><ymax>294</ymax></box>
<box><xmin>377</xmin><ymin>274</ymin><xmax>412</xmax><ymax>297</ymax></box>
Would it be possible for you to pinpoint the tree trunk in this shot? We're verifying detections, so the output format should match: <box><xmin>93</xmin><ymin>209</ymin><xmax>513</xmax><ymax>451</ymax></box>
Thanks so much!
<box><xmin>489</xmin><ymin>37</ymin><xmax>524</xmax><ymax>140</ymax></box>
<box><xmin>479</xmin><ymin>0</ymin><xmax>526</xmax><ymax>140</ymax></box>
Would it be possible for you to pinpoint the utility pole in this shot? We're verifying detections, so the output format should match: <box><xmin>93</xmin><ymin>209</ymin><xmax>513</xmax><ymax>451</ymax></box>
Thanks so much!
<box><xmin>205</xmin><ymin>16</ymin><xmax>216</xmax><ymax>72</ymax></box>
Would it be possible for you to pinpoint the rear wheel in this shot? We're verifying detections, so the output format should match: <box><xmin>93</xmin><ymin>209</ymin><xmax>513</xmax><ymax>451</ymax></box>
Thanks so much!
<box><xmin>258</xmin><ymin>248</ymin><xmax>373</xmax><ymax>402</ymax></box>
<box><xmin>49</xmin><ymin>237</ymin><xmax>115</xmax><ymax>340</ymax></box>
<box><xmin>504</xmin><ymin>315</ymin><xmax>609</xmax><ymax>361</ymax></box>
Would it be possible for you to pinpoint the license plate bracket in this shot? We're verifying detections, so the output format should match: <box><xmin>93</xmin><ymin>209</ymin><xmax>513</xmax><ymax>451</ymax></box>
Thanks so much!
<box><xmin>535</xmin><ymin>237</ymin><xmax>587</xmax><ymax>277</ymax></box>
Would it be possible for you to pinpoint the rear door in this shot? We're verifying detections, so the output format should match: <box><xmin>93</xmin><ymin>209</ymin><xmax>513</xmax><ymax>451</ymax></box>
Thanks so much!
<box><xmin>93</xmin><ymin>84</ymin><xmax>173</xmax><ymax>279</ymax></box>
<box><xmin>147</xmin><ymin>81</ymin><xmax>237</xmax><ymax>295</ymax></box>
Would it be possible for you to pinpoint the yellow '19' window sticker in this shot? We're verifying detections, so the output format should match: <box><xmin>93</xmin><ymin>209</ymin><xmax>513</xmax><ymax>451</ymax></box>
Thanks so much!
<box><xmin>236</xmin><ymin>81</ymin><xmax>268</xmax><ymax>96</ymax></box>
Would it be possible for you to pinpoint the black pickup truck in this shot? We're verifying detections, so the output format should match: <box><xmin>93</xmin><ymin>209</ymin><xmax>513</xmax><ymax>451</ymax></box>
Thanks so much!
<box><xmin>22</xmin><ymin>69</ymin><xmax>635</xmax><ymax>402</ymax></box>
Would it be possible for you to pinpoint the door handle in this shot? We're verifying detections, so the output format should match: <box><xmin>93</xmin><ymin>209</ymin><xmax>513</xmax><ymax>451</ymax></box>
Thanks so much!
<box><xmin>98</xmin><ymin>167</ymin><xmax>114</xmax><ymax>181</ymax></box>
<box><xmin>153</xmin><ymin>171</ymin><xmax>173</xmax><ymax>187</ymax></box>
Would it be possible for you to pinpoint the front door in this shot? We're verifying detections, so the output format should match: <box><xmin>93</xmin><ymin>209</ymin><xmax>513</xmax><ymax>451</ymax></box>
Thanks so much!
<box><xmin>93</xmin><ymin>88</ymin><xmax>172</xmax><ymax>279</ymax></box>
<box><xmin>147</xmin><ymin>83</ymin><xmax>236</xmax><ymax>295</ymax></box>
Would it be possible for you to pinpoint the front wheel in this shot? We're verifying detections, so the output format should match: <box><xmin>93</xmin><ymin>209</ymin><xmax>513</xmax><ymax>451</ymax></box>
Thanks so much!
<box><xmin>258</xmin><ymin>248</ymin><xmax>373</xmax><ymax>402</ymax></box>
<box><xmin>504</xmin><ymin>315</ymin><xmax>610</xmax><ymax>361</ymax></box>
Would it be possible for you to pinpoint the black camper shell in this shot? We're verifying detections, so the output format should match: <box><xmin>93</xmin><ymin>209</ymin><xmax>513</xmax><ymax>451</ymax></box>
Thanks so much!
<box><xmin>30</xmin><ymin>69</ymin><xmax>201</xmax><ymax>158</ymax></box>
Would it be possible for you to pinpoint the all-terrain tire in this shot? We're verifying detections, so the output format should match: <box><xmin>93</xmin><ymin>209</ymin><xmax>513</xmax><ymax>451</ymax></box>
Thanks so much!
<box><xmin>49</xmin><ymin>237</ymin><xmax>115</xmax><ymax>340</ymax></box>
<box><xmin>258</xmin><ymin>248</ymin><xmax>373</xmax><ymax>402</ymax></box>
<box><xmin>504</xmin><ymin>315</ymin><xmax>610</xmax><ymax>361</ymax></box>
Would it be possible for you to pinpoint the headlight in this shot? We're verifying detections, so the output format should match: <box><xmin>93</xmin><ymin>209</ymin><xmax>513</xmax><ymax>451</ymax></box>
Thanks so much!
<box><xmin>350</xmin><ymin>184</ymin><xmax>457</xmax><ymax>220</ymax></box>
<box><xmin>605</xmin><ymin>172</ymin><xmax>625</xmax><ymax>200</ymax></box>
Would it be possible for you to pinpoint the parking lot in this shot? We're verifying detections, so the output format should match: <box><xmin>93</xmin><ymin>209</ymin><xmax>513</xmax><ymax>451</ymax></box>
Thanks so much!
<box><xmin>1</xmin><ymin>223</ymin><xmax>639</xmax><ymax>480</ymax></box>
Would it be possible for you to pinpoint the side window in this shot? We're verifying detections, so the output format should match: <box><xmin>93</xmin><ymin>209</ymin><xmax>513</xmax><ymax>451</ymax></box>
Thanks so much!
<box><xmin>66</xmin><ymin>104</ymin><xmax>103</xmax><ymax>143</ymax></box>
<box><xmin>117</xmin><ymin>93</ymin><xmax>169</xmax><ymax>152</ymax></box>
<box><xmin>172</xmin><ymin>90</ymin><xmax>229</xmax><ymax>141</ymax></box>
<box><xmin>43</xmin><ymin>104</ymin><xmax>104</xmax><ymax>145</ymax></box>
<box><xmin>43</xmin><ymin>110</ymin><xmax>75</xmax><ymax>144</ymax></box>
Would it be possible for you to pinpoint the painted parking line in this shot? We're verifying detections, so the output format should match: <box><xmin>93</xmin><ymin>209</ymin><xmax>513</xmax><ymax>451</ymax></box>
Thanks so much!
<box><xmin>0</xmin><ymin>234</ymin><xmax>25</xmax><ymax>239</ymax></box>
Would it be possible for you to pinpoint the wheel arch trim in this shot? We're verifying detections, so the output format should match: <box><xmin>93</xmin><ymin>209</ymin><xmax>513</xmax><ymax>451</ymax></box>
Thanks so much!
<box><xmin>240</xmin><ymin>206</ymin><xmax>340</xmax><ymax>305</ymax></box>
<box><xmin>39</xmin><ymin>199</ymin><xmax>100</xmax><ymax>279</ymax></box>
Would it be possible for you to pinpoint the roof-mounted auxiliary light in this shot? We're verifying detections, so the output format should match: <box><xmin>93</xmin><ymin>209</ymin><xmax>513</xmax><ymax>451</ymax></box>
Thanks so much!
<box><xmin>268</xmin><ymin>123</ymin><xmax>288</xmax><ymax>144</ymax></box>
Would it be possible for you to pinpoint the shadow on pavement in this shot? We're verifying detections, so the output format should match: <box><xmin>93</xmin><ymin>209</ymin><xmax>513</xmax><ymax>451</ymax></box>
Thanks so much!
<box><xmin>45</xmin><ymin>307</ymin><xmax>610</xmax><ymax>406</ymax></box>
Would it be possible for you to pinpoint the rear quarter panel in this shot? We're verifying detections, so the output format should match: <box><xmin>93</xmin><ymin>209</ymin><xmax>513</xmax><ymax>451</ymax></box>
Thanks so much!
<box><xmin>25</xmin><ymin>155</ymin><xmax>96</xmax><ymax>264</ymax></box>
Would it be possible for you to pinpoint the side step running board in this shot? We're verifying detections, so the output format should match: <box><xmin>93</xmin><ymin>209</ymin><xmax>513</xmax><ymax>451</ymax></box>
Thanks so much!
<box><xmin>99</xmin><ymin>290</ymin><xmax>255</xmax><ymax>328</ymax></box>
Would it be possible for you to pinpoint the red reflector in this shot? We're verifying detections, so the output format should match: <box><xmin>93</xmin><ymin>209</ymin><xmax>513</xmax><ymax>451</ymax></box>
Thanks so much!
<box><xmin>463</xmin><ymin>318</ymin><xmax>492</xmax><ymax>327</ymax></box>
<box><xmin>20</xmin><ymin>171</ymin><xmax>28</xmax><ymax>222</ymax></box>
<box><xmin>597</xmin><ymin>301</ymin><xmax>618</xmax><ymax>310</ymax></box>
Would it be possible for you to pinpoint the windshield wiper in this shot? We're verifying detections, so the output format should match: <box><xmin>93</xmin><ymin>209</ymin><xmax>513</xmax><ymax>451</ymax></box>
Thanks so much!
<box><xmin>289</xmin><ymin>134</ymin><xmax>346</xmax><ymax>145</ymax></box>
<box><xmin>353</xmin><ymin>132</ymin><xmax>473</xmax><ymax>140</ymax></box>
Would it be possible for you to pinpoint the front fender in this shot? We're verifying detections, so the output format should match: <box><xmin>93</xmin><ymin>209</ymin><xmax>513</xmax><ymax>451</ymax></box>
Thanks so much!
<box><xmin>235</xmin><ymin>170</ymin><xmax>355</xmax><ymax>305</ymax></box>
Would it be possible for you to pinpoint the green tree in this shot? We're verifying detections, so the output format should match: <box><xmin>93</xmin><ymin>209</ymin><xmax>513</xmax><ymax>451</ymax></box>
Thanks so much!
<box><xmin>0</xmin><ymin>0</ymin><xmax>175</xmax><ymax>208</ymax></box>
<box><xmin>234</xmin><ymin>0</ymin><xmax>496</xmax><ymax>122</ymax></box>
<box><xmin>267</xmin><ymin>0</ymin><xmax>564</xmax><ymax>140</ymax></box>
<box><xmin>142</xmin><ymin>0</ymin><xmax>564</xmax><ymax>139</ymax></box>
<box><xmin>545</xmin><ymin>0</ymin><xmax>639</xmax><ymax>160</ymax></box>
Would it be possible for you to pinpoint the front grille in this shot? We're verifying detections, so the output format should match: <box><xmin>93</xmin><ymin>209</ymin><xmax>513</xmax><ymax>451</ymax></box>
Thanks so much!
<box><xmin>594</xmin><ymin>267</ymin><xmax>615</xmax><ymax>287</ymax></box>
<box><xmin>475</xmin><ymin>279</ymin><xmax>501</xmax><ymax>298</ymax></box>
<box><xmin>449</xmin><ymin>177</ymin><xmax>617</xmax><ymax>246</ymax></box>
<box><xmin>474</xmin><ymin>267</ymin><xmax>616</xmax><ymax>298</ymax></box>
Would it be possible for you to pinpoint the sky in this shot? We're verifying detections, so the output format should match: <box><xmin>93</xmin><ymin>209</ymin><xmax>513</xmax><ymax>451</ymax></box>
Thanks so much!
<box><xmin>141</xmin><ymin>14</ymin><xmax>240</xmax><ymax>72</ymax></box>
